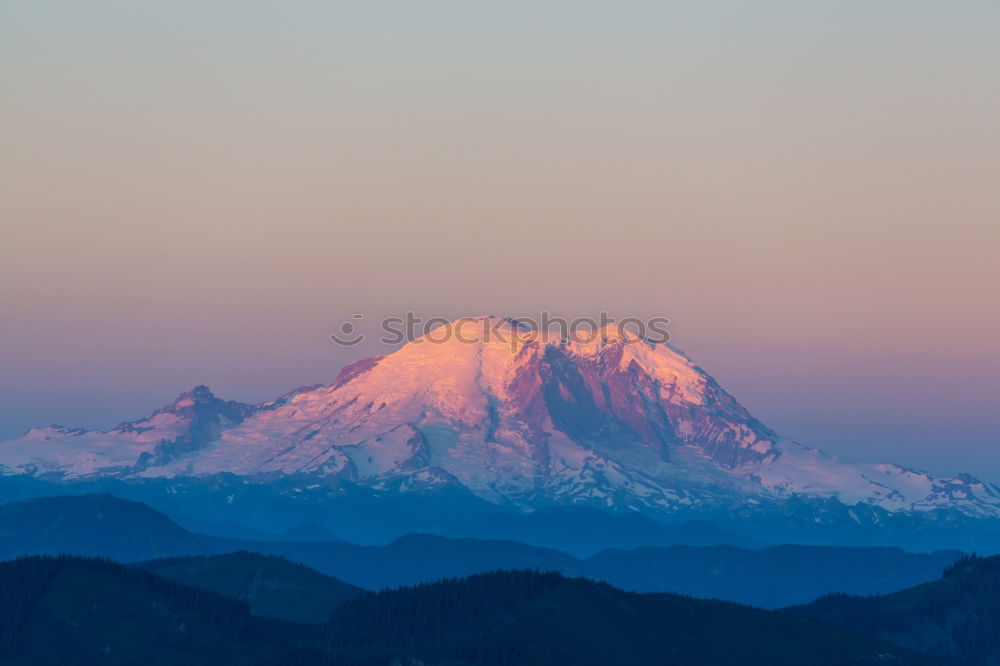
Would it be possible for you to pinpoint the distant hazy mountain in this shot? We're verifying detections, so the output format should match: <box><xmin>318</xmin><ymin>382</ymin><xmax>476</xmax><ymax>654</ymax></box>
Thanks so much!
<box><xmin>587</xmin><ymin>543</ymin><xmax>962</xmax><ymax>608</ymax></box>
<box><xmin>199</xmin><ymin>532</ymin><xmax>587</xmax><ymax>590</ymax></box>
<box><xmin>279</xmin><ymin>522</ymin><xmax>341</xmax><ymax>542</ymax></box>
<box><xmin>2</xmin><ymin>317</ymin><xmax>997</xmax><ymax>548</ymax></box>
<box><xmin>0</xmin><ymin>493</ymin><xmax>209</xmax><ymax>561</ymax></box>
<box><xmin>203</xmin><ymin>533</ymin><xmax>961</xmax><ymax>608</ymax></box>
<box><xmin>136</xmin><ymin>551</ymin><xmax>363</xmax><ymax>623</ymax></box>
<box><xmin>791</xmin><ymin>553</ymin><xmax>1000</xmax><ymax>666</ymax></box>
<box><xmin>0</xmin><ymin>494</ymin><xmax>964</xmax><ymax>607</ymax></box>
<box><xmin>173</xmin><ymin>518</ymin><xmax>342</xmax><ymax>543</ymax></box>
<box><xmin>447</xmin><ymin>505</ymin><xmax>763</xmax><ymax>557</ymax></box>
<box><xmin>0</xmin><ymin>555</ymin><xmax>932</xmax><ymax>666</ymax></box>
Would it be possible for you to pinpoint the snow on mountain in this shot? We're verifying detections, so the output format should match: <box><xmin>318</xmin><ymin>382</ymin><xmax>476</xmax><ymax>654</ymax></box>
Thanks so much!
<box><xmin>3</xmin><ymin>316</ymin><xmax>998</xmax><ymax>520</ymax></box>
<box><xmin>0</xmin><ymin>386</ymin><xmax>257</xmax><ymax>478</ymax></box>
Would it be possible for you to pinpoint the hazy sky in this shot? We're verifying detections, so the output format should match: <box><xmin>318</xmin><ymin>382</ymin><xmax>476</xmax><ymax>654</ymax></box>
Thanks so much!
<box><xmin>2</xmin><ymin>1</ymin><xmax>998</xmax><ymax>477</ymax></box>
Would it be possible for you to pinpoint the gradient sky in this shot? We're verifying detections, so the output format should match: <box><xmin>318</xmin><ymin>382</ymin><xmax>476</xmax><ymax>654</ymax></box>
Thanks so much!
<box><xmin>2</xmin><ymin>1</ymin><xmax>998</xmax><ymax>478</ymax></box>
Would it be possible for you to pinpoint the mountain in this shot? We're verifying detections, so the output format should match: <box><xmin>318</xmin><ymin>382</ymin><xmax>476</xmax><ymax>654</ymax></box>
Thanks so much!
<box><xmin>221</xmin><ymin>532</ymin><xmax>959</xmax><ymax>608</ymax></box>
<box><xmin>790</xmin><ymin>553</ymin><xmax>1000</xmax><ymax>666</ymax></box>
<box><xmin>136</xmin><ymin>551</ymin><xmax>364</xmax><ymax>623</ymax></box>
<box><xmin>278</xmin><ymin>522</ymin><xmax>341</xmax><ymax>542</ymax></box>
<box><xmin>0</xmin><ymin>555</ymin><xmax>316</xmax><ymax>666</ymax></box>
<box><xmin>323</xmin><ymin>569</ymin><xmax>933</xmax><ymax>666</ymax></box>
<box><xmin>2</xmin><ymin>494</ymin><xmax>960</xmax><ymax>607</ymax></box>
<box><xmin>446</xmin><ymin>505</ymin><xmax>764</xmax><ymax>557</ymax></box>
<box><xmin>170</xmin><ymin>518</ymin><xmax>341</xmax><ymax>543</ymax></box>
<box><xmin>199</xmin><ymin>532</ymin><xmax>586</xmax><ymax>591</ymax></box>
<box><xmin>587</xmin><ymin>544</ymin><xmax>963</xmax><ymax>608</ymax></box>
<box><xmin>0</xmin><ymin>493</ymin><xmax>210</xmax><ymax>561</ymax></box>
<box><xmin>223</xmin><ymin>533</ymin><xmax>962</xmax><ymax>608</ymax></box>
<box><xmin>3</xmin><ymin>317</ymin><xmax>998</xmax><ymax>545</ymax></box>
<box><xmin>170</xmin><ymin>517</ymin><xmax>283</xmax><ymax>541</ymax></box>
<box><xmin>0</xmin><ymin>555</ymin><xmax>935</xmax><ymax>666</ymax></box>
<box><xmin>0</xmin><ymin>494</ymin><xmax>581</xmax><ymax>593</ymax></box>
<box><xmin>0</xmin><ymin>385</ymin><xmax>259</xmax><ymax>479</ymax></box>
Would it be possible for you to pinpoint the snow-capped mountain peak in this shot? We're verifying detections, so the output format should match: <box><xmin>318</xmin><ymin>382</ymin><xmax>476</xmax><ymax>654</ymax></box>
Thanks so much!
<box><xmin>2</xmin><ymin>316</ymin><xmax>998</xmax><ymax>522</ymax></box>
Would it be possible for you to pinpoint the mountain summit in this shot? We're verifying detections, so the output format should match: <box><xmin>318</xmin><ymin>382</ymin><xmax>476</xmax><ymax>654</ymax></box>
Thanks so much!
<box><xmin>2</xmin><ymin>316</ymin><xmax>998</xmax><ymax>524</ymax></box>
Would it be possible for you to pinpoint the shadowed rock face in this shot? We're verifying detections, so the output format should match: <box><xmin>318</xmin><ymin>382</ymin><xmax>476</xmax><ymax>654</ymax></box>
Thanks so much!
<box><xmin>134</xmin><ymin>386</ymin><xmax>260</xmax><ymax>469</ymax></box>
<box><xmin>503</xmin><ymin>338</ymin><xmax>774</xmax><ymax>470</ymax></box>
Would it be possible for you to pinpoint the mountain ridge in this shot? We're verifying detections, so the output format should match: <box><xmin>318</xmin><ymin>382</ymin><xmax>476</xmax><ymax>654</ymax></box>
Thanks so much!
<box><xmin>0</xmin><ymin>494</ymin><xmax>964</xmax><ymax>607</ymax></box>
<box><xmin>2</xmin><ymin>316</ymin><xmax>998</xmax><ymax>532</ymax></box>
<box><xmin>790</xmin><ymin>552</ymin><xmax>1000</xmax><ymax>665</ymax></box>
<box><xmin>0</xmin><ymin>555</ymin><xmax>934</xmax><ymax>665</ymax></box>
<box><xmin>135</xmin><ymin>551</ymin><xmax>365</xmax><ymax>623</ymax></box>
